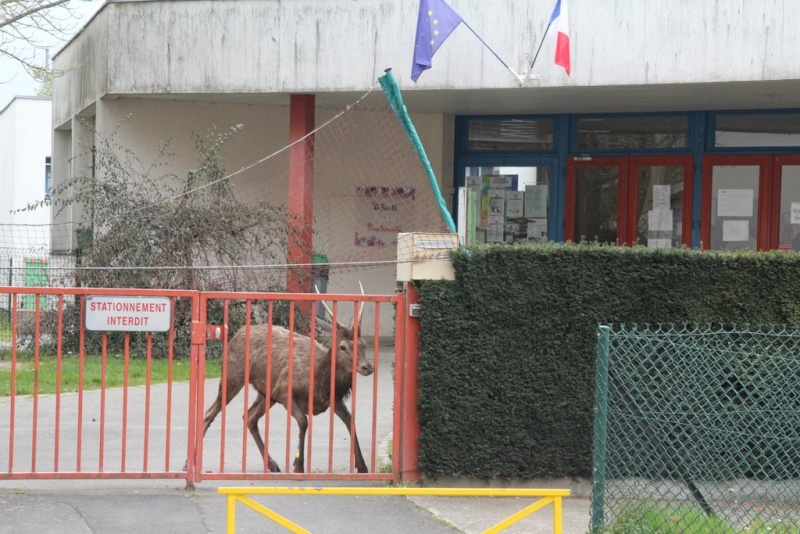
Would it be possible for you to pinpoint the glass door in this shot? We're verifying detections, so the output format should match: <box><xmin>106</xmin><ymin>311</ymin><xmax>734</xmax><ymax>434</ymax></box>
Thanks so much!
<box><xmin>462</xmin><ymin>165</ymin><xmax>553</xmax><ymax>244</ymax></box>
<box><xmin>701</xmin><ymin>156</ymin><xmax>771</xmax><ymax>251</ymax></box>
<box><xmin>566</xmin><ymin>158</ymin><xmax>627</xmax><ymax>245</ymax></box>
<box><xmin>628</xmin><ymin>157</ymin><xmax>693</xmax><ymax>248</ymax></box>
<box><xmin>566</xmin><ymin>156</ymin><xmax>692</xmax><ymax>247</ymax></box>
<box><xmin>772</xmin><ymin>155</ymin><xmax>800</xmax><ymax>251</ymax></box>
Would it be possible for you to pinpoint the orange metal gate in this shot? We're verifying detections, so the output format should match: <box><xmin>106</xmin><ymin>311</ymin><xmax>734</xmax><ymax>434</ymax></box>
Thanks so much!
<box><xmin>0</xmin><ymin>286</ymin><xmax>416</xmax><ymax>487</ymax></box>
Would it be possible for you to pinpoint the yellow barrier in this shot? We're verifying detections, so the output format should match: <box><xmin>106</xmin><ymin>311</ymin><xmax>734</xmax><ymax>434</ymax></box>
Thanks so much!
<box><xmin>218</xmin><ymin>486</ymin><xmax>571</xmax><ymax>534</ymax></box>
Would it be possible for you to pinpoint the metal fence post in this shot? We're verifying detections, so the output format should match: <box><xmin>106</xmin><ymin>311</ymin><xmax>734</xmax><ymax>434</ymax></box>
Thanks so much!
<box><xmin>591</xmin><ymin>324</ymin><xmax>611</xmax><ymax>532</ymax></box>
<box><xmin>400</xmin><ymin>281</ymin><xmax>421</xmax><ymax>483</ymax></box>
<box><xmin>186</xmin><ymin>291</ymin><xmax>204</xmax><ymax>489</ymax></box>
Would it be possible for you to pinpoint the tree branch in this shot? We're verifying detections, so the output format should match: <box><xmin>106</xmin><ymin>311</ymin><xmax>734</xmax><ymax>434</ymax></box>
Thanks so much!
<box><xmin>0</xmin><ymin>0</ymin><xmax>69</xmax><ymax>31</ymax></box>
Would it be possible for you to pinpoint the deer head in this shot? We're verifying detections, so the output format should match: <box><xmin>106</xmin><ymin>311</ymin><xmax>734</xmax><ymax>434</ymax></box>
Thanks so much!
<box><xmin>316</xmin><ymin>282</ymin><xmax>372</xmax><ymax>376</ymax></box>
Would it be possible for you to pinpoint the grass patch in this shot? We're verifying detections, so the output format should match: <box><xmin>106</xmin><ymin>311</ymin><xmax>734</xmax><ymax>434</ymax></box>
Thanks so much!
<box><xmin>0</xmin><ymin>313</ymin><xmax>10</xmax><ymax>339</ymax></box>
<box><xmin>379</xmin><ymin>439</ymin><xmax>393</xmax><ymax>474</ymax></box>
<box><xmin>601</xmin><ymin>502</ymin><xmax>800</xmax><ymax>534</ymax></box>
<box><xmin>0</xmin><ymin>350</ymin><xmax>221</xmax><ymax>396</ymax></box>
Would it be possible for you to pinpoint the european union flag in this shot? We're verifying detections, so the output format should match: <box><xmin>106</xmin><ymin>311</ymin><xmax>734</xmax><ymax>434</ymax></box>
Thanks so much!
<box><xmin>411</xmin><ymin>0</ymin><xmax>464</xmax><ymax>82</ymax></box>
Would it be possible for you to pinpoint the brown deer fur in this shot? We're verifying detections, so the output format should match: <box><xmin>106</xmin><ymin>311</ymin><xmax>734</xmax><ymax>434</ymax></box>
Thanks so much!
<box><xmin>201</xmin><ymin>319</ymin><xmax>372</xmax><ymax>473</ymax></box>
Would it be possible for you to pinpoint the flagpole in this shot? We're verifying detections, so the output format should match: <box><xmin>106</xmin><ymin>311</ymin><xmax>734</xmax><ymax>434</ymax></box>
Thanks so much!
<box><xmin>528</xmin><ymin>21</ymin><xmax>553</xmax><ymax>70</ymax></box>
<box><xmin>460</xmin><ymin>19</ymin><xmax>524</xmax><ymax>84</ymax></box>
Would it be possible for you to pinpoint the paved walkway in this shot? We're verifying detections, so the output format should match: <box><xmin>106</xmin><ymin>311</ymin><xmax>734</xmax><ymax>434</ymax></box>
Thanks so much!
<box><xmin>0</xmin><ymin>479</ymin><xmax>592</xmax><ymax>534</ymax></box>
<box><xmin>0</xmin><ymin>345</ymin><xmax>592</xmax><ymax>533</ymax></box>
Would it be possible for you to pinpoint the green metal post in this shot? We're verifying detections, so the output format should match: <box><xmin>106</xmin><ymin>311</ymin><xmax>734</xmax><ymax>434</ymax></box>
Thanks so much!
<box><xmin>591</xmin><ymin>324</ymin><xmax>611</xmax><ymax>532</ymax></box>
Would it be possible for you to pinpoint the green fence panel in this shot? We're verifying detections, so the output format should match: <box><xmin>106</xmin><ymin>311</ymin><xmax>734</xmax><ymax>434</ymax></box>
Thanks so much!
<box><xmin>592</xmin><ymin>323</ymin><xmax>800</xmax><ymax>533</ymax></box>
<box><xmin>22</xmin><ymin>257</ymin><xmax>48</xmax><ymax>310</ymax></box>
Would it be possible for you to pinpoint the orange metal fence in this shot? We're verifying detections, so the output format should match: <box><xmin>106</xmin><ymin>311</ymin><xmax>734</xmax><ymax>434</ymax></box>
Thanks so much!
<box><xmin>0</xmin><ymin>286</ymin><xmax>409</xmax><ymax>488</ymax></box>
<box><xmin>0</xmin><ymin>287</ymin><xmax>198</xmax><ymax>485</ymax></box>
<box><xmin>193</xmin><ymin>291</ymin><xmax>401</xmax><ymax>484</ymax></box>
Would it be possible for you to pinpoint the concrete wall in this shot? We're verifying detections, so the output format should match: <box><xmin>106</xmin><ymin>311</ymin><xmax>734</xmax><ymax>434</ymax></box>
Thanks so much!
<box><xmin>88</xmin><ymin>95</ymin><xmax>450</xmax><ymax>331</ymax></box>
<box><xmin>53</xmin><ymin>0</ymin><xmax>800</xmax><ymax>123</ymax></box>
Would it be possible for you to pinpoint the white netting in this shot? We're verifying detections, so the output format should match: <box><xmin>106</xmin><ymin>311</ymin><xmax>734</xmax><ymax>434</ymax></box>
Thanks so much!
<box><xmin>0</xmin><ymin>81</ymin><xmax>456</xmax><ymax>298</ymax></box>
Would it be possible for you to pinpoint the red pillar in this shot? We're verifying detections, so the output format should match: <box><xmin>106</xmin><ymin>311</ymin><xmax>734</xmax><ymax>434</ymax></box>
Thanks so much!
<box><xmin>400</xmin><ymin>282</ymin><xmax>421</xmax><ymax>482</ymax></box>
<box><xmin>287</xmin><ymin>94</ymin><xmax>315</xmax><ymax>294</ymax></box>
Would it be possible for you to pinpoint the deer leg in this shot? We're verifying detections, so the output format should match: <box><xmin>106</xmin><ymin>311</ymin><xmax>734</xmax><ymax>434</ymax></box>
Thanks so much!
<box><xmin>333</xmin><ymin>400</ymin><xmax>368</xmax><ymax>473</ymax></box>
<box><xmin>290</xmin><ymin>401</ymin><xmax>309</xmax><ymax>473</ymax></box>
<box><xmin>203</xmin><ymin>380</ymin><xmax>244</xmax><ymax>436</ymax></box>
<box><xmin>247</xmin><ymin>393</ymin><xmax>280</xmax><ymax>472</ymax></box>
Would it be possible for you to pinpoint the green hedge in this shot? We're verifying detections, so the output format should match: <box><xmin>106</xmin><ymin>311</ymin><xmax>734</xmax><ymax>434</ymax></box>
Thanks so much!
<box><xmin>416</xmin><ymin>243</ymin><xmax>800</xmax><ymax>480</ymax></box>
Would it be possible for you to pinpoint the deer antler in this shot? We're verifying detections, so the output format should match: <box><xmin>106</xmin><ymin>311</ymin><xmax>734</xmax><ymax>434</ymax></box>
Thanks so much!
<box><xmin>314</xmin><ymin>283</ymin><xmax>364</xmax><ymax>330</ymax></box>
<box><xmin>314</xmin><ymin>283</ymin><xmax>335</xmax><ymax>321</ymax></box>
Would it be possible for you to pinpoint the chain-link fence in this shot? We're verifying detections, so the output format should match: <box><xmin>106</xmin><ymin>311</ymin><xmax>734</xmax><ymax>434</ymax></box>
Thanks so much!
<box><xmin>592</xmin><ymin>324</ymin><xmax>800</xmax><ymax>533</ymax></box>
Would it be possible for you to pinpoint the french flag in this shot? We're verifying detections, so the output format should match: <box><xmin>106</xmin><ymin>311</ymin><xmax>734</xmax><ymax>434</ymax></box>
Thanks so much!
<box><xmin>549</xmin><ymin>0</ymin><xmax>571</xmax><ymax>75</ymax></box>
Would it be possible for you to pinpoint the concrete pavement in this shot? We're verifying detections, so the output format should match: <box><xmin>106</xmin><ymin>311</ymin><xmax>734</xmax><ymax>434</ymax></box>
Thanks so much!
<box><xmin>0</xmin><ymin>479</ymin><xmax>592</xmax><ymax>534</ymax></box>
<box><xmin>0</xmin><ymin>345</ymin><xmax>592</xmax><ymax>533</ymax></box>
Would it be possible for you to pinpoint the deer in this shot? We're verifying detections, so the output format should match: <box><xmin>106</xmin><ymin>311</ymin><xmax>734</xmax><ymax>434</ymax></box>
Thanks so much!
<box><xmin>201</xmin><ymin>287</ymin><xmax>373</xmax><ymax>473</ymax></box>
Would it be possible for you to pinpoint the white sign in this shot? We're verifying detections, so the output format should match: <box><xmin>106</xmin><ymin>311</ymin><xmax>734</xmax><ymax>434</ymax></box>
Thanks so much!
<box><xmin>647</xmin><ymin>238</ymin><xmax>672</xmax><ymax>249</ymax></box>
<box><xmin>652</xmin><ymin>185</ymin><xmax>672</xmax><ymax>211</ymax></box>
<box><xmin>718</xmin><ymin>189</ymin><xmax>754</xmax><ymax>217</ymax></box>
<box><xmin>722</xmin><ymin>219</ymin><xmax>750</xmax><ymax>242</ymax></box>
<box><xmin>791</xmin><ymin>202</ymin><xmax>800</xmax><ymax>224</ymax></box>
<box><xmin>85</xmin><ymin>296</ymin><xmax>172</xmax><ymax>332</ymax></box>
<box><xmin>648</xmin><ymin>209</ymin><xmax>673</xmax><ymax>232</ymax></box>
<box><xmin>524</xmin><ymin>184</ymin><xmax>548</xmax><ymax>218</ymax></box>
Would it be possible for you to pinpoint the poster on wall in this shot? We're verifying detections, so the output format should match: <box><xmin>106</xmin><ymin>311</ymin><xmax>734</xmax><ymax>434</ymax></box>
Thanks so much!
<box><xmin>354</xmin><ymin>186</ymin><xmax>416</xmax><ymax>247</ymax></box>
<box><xmin>527</xmin><ymin>219</ymin><xmax>547</xmax><ymax>242</ymax></box>
<box><xmin>476</xmin><ymin>175</ymin><xmax>518</xmax><ymax>228</ymax></box>
<box><xmin>524</xmin><ymin>184</ymin><xmax>548</xmax><ymax>218</ymax></box>
<box><xmin>506</xmin><ymin>191</ymin><xmax>524</xmax><ymax>218</ymax></box>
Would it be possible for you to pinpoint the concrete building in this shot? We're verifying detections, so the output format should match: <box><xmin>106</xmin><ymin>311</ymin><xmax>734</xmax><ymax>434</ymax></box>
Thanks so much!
<box><xmin>50</xmin><ymin>0</ymin><xmax>800</xmax><ymax>295</ymax></box>
<box><xmin>0</xmin><ymin>97</ymin><xmax>52</xmax><ymax>232</ymax></box>
<box><xmin>0</xmin><ymin>96</ymin><xmax>54</xmax><ymax>300</ymax></box>
<box><xmin>0</xmin><ymin>95</ymin><xmax>53</xmax><ymax>260</ymax></box>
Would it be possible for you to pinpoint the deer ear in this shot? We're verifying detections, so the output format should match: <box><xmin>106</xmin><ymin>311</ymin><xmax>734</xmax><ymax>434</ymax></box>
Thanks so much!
<box><xmin>317</xmin><ymin>318</ymin><xmax>333</xmax><ymax>333</ymax></box>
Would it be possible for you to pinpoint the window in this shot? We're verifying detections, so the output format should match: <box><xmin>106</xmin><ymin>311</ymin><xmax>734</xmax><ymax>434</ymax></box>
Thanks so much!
<box><xmin>577</xmin><ymin>115</ymin><xmax>689</xmax><ymax>150</ymax></box>
<box><xmin>44</xmin><ymin>156</ymin><xmax>52</xmax><ymax>198</ymax></box>
<box><xmin>714</xmin><ymin>112</ymin><xmax>800</xmax><ymax>148</ymax></box>
<box><xmin>468</xmin><ymin>118</ymin><xmax>554</xmax><ymax>151</ymax></box>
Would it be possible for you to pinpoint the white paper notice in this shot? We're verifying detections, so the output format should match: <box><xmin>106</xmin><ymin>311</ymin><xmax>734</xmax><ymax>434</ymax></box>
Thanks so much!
<box><xmin>524</xmin><ymin>184</ymin><xmax>548</xmax><ymax>218</ymax></box>
<box><xmin>652</xmin><ymin>185</ymin><xmax>671</xmax><ymax>211</ymax></box>
<box><xmin>487</xmin><ymin>216</ymin><xmax>505</xmax><ymax>242</ymax></box>
<box><xmin>648</xmin><ymin>210</ymin><xmax>673</xmax><ymax>232</ymax></box>
<box><xmin>506</xmin><ymin>191</ymin><xmax>524</xmax><ymax>218</ymax></box>
<box><xmin>488</xmin><ymin>190</ymin><xmax>505</xmax><ymax>216</ymax></box>
<box><xmin>718</xmin><ymin>189</ymin><xmax>754</xmax><ymax>217</ymax></box>
<box><xmin>647</xmin><ymin>239</ymin><xmax>672</xmax><ymax>249</ymax></box>
<box><xmin>791</xmin><ymin>202</ymin><xmax>800</xmax><ymax>224</ymax></box>
<box><xmin>527</xmin><ymin>219</ymin><xmax>547</xmax><ymax>241</ymax></box>
<box><xmin>490</xmin><ymin>175</ymin><xmax>514</xmax><ymax>189</ymax></box>
<box><xmin>722</xmin><ymin>219</ymin><xmax>750</xmax><ymax>242</ymax></box>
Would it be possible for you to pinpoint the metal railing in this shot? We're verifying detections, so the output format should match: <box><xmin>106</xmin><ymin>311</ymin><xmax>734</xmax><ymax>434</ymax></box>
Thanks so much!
<box><xmin>0</xmin><ymin>286</ymin><xmax>406</xmax><ymax>487</ymax></box>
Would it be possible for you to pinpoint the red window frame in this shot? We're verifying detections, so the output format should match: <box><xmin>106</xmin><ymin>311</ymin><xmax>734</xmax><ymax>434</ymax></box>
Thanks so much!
<box><xmin>566</xmin><ymin>156</ymin><xmax>693</xmax><ymax>247</ymax></box>
<box><xmin>701</xmin><ymin>155</ymin><xmax>772</xmax><ymax>250</ymax></box>
<box><xmin>768</xmin><ymin>155</ymin><xmax>800</xmax><ymax>250</ymax></box>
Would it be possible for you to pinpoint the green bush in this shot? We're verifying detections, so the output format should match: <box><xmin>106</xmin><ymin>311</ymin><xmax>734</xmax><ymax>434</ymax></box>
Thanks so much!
<box><xmin>416</xmin><ymin>243</ymin><xmax>800</xmax><ymax>480</ymax></box>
